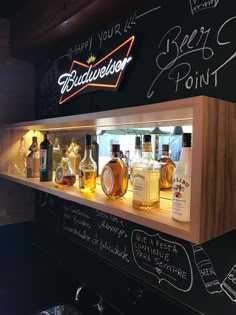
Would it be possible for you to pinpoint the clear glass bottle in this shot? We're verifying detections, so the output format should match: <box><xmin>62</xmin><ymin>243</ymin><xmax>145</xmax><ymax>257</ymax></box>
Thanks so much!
<box><xmin>172</xmin><ymin>133</ymin><xmax>192</xmax><ymax>222</ymax></box>
<box><xmin>132</xmin><ymin>134</ymin><xmax>160</xmax><ymax>210</ymax></box>
<box><xmin>68</xmin><ymin>137</ymin><xmax>81</xmax><ymax>174</ymax></box>
<box><xmin>55</xmin><ymin>145</ymin><xmax>76</xmax><ymax>187</ymax></box>
<box><xmin>101</xmin><ymin>144</ymin><xmax>129</xmax><ymax>199</ymax></box>
<box><xmin>26</xmin><ymin>136</ymin><xmax>40</xmax><ymax>178</ymax></box>
<box><xmin>13</xmin><ymin>136</ymin><xmax>27</xmax><ymax>175</ymax></box>
<box><xmin>130</xmin><ymin>136</ymin><xmax>142</xmax><ymax>185</ymax></box>
<box><xmin>158</xmin><ymin>144</ymin><xmax>176</xmax><ymax>190</ymax></box>
<box><xmin>53</xmin><ymin>137</ymin><xmax>62</xmax><ymax>172</ymax></box>
<box><xmin>40</xmin><ymin>131</ymin><xmax>53</xmax><ymax>181</ymax></box>
<box><xmin>79</xmin><ymin>134</ymin><xmax>97</xmax><ymax>193</ymax></box>
<box><xmin>91</xmin><ymin>135</ymin><xmax>99</xmax><ymax>176</ymax></box>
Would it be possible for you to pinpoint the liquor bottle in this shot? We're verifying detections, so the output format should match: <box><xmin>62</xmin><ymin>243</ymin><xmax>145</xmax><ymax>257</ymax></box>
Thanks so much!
<box><xmin>55</xmin><ymin>145</ymin><xmax>76</xmax><ymax>187</ymax></box>
<box><xmin>130</xmin><ymin>136</ymin><xmax>142</xmax><ymax>185</ymax></box>
<box><xmin>68</xmin><ymin>137</ymin><xmax>81</xmax><ymax>174</ymax></box>
<box><xmin>79</xmin><ymin>134</ymin><xmax>97</xmax><ymax>193</ymax></box>
<box><xmin>53</xmin><ymin>137</ymin><xmax>62</xmax><ymax>171</ymax></box>
<box><xmin>192</xmin><ymin>244</ymin><xmax>222</xmax><ymax>294</ymax></box>
<box><xmin>91</xmin><ymin>135</ymin><xmax>99</xmax><ymax>176</ymax></box>
<box><xmin>132</xmin><ymin>134</ymin><xmax>160</xmax><ymax>210</ymax></box>
<box><xmin>26</xmin><ymin>136</ymin><xmax>40</xmax><ymax>178</ymax></box>
<box><xmin>12</xmin><ymin>136</ymin><xmax>27</xmax><ymax>175</ymax></box>
<box><xmin>40</xmin><ymin>131</ymin><xmax>53</xmax><ymax>181</ymax></box>
<box><xmin>158</xmin><ymin>144</ymin><xmax>176</xmax><ymax>189</ymax></box>
<box><xmin>172</xmin><ymin>133</ymin><xmax>192</xmax><ymax>222</ymax></box>
<box><xmin>100</xmin><ymin>144</ymin><xmax>129</xmax><ymax>199</ymax></box>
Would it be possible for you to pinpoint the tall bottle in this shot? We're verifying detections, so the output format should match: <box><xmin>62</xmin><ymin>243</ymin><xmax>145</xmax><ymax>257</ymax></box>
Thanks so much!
<box><xmin>53</xmin><ymin>137</ymin><xmax>62</xmax><ymax>172</ymax></box>
<box><xmin>132</xmin><ymin>134</ymin><xmax>160</xmax><ymax>210</ymax></box>
<box><xmin>101</xmin><ymin>144</ymin><xmax>129</xmax><ymax>199</ymax></box>
<box><xmin>55</xmin><ymin>145</ymin><xmax>76</xmax><ymax>187</ymax></box>
<box><xmin>130</xmin><ymin>136</ymin><xmax>142</xmax><ymax>185</ymax></box>
<box><xmin>172</xmin><ymin>133</ymin><xmax>192</xmax><ymax>222</ymax></box>
<box><xmin>79</xmin><ymin>134</ymin><xmax>97</xmax><ymax>193</ymax></box>
<box><xmin>26</xmin><ymin>136</ymin><xmax>40</xmax><ymax>178</ymax></box>
<box><xmin>40</xmin><ymin>131</ymin><xmax>53</xmax><ymax>181</ymax></box>
<box><xmin>91</xmin><ymin>135</ymin><xmax>99</xmax><ymax>176</ymax></box>
<box><xmin>158</xmin><ymin>144</ymin><xmax>176</xmax><ymax>190</ymax></box>
<box><xmin>12</xmin><ymin>136</ymin><xmax>27</xmax><ymax>175</ymax></box>
<box><xmin>68</xmin><ymin>138</ymin><xmax>81</xmax><ymax>174</ymax></box>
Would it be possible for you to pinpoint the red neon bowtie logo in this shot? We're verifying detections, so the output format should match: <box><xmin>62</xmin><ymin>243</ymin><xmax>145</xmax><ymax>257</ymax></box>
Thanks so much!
<box><xmin>58</xmin><ymin>36</ymin><xmax>135</xmax><ymax>104</ymax></box>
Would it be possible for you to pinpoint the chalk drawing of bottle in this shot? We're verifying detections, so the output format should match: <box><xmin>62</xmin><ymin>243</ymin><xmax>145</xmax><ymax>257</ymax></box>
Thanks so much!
<box><xmin>221</xmin><ymin>264</ymin><xmax>236</xmax><ymax>302</ymax></box>
<box><xmin>192</xmin><ymin>244</ymin><xmax>222</xmax><ymax>294</ymax></box>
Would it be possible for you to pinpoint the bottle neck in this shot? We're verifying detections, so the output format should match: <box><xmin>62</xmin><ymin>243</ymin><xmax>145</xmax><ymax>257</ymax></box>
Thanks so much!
<box><xmin>142</xmin><ymin>143</ymin><xmax>153</xmax><ymax>158</ymax></box>
<box><xmin>112</xmin><ymin>151</ymin><xmax>120</xmax><ymax>159</ymax></box>
<box><xmin>178</xmin><ymin>146</ymin><xmax>192</xmax><ymax>167</ymax></box>
<box><xmin>84</xmin><ymin>145</ymin><xmax>93</xmax><ymax>158</ymax></box>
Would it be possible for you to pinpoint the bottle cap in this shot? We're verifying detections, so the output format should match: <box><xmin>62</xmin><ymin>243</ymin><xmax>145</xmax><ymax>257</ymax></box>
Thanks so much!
<box><xmin>143</xmin><ymin>134</ymin><xmax>151</xmax><ymax>143</ymax></box>
<box><xmin>112</xmin><ymin>144</ymin><xmax>120</xmax><ymax>152</ymax></box>
<box><xmin>162</xmin><ymin>144</ymin><xmax>169</xmax><ymax>151</ymax></box>
<box><xmin>182</xmin><ymin>133</ymin><xmax>192</xmax><ymax>147</ymax></box>
<box><xmin>135</xmin><ymin>136</ymin><xmax>141</xmax><ymax>147</ymax></box>
<box><xmin>32</xmin><ymin>136</ymin><xmax>37</xmax><ymax>142</ymax></box>
<box><xmin>85</xmin><ymin>134</ymin><xmax>92</xmax><ymax>145</ymax></box>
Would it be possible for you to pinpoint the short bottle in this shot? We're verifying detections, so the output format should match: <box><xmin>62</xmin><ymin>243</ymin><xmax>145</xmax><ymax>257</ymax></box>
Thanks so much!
<box><xmin>130</xmin><ymin>136</ymin><xmax>142</xmax><ymax>185</ymax></box>
<box><xmin>55</xmin><ymin>145</ymin><xmax>76</xmax><ymax>187</ymax></box>
<box><xmin>40</xmin><ymin>131</ymin><xmax>53</xmax><ymax>182</ymax></box>
<box><xmin>12</xmin><ymin>137</ymin><xmax>27</xmax><ymax>175</ymax></box>
<box><xmin>172</xmin><ymin>133</ymin><xmax>192</xmax><ymax>222</ymax></box>
<box><xmin>53</xmin><ymin>137</ymin><xmax>62</xmax><ymax>172</ymax></box>
<box><xmin>158</xmin><ymin>144</ymin><xmax>176</xmax><ymax>189</ymax></box>
<box><xmin>79</xmin><ymin>134</ymin><xmax>97</xmax><ymax>193</ymax></box>
<box><xmin>132</xmin><ymin>134</ymin><xmax>160</xmax><ymax>210</ymax></box>
<box><xmin>101</xmin><ymin>144</ymin><xmax>129</xmax><ymax>199</ymax></box>
<box><xmin>26</xmin><ymin>136</ymin><xmax>40</xmax><ymax>178</ymax></box>
<box><xmin>68</xmin><ymin>138</ymin><xmax>81</xmax><ymax>175</ymax></box>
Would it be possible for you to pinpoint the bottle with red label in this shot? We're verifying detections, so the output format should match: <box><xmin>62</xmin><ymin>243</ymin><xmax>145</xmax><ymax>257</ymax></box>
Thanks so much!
<box><xmin>100</xmin><ymin>144</ymin><xmax>128</xmax><ymax>199</ymax></box>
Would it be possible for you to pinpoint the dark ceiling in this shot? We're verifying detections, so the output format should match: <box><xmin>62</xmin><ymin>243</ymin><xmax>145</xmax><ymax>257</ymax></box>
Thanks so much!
<box><xmin>0</xmin><ymin>0</ymin><xmax>29</xmax><ymax>18</ymax></box>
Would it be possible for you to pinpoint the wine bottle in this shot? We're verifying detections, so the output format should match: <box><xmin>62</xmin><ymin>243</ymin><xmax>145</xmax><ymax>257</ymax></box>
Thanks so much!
<box><xmin>172</xmin><ymin>133</ymin><xmax>192</xmax><ymax>222</ymax></box>
<box><xmin>101</xmin><ymin>144</ymin><xmax>128</xmax><ymax>199</ymax></box>
<box><xmin>79</xmin><ymin>134</ymin><xmax>97</xmax><ymax>193</ymax></box>
<box><xmin>40</xmin><ymin>131</ymin><xmax>53</xmax><ymax>181</ymax></box>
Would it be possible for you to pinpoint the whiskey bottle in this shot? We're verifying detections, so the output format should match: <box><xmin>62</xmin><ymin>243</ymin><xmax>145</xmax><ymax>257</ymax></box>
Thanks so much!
<box><xmin>130</xmin><ymin>136</ymin><xmax>142</xmax><ymax>185</ymax></box>
<box><xmin>12</xmin><ymin>137</ymin><xmax>27</xmax><ymax>175</ymax></box>
<box><xmin>91</xmin><ymin>135</ymin><xmax>99</xmax><ymax>176</ymax></box>
<box><xmin>132</xmin><ymin>134</ymin><xmax>160</xmax><ymax>210</ymax></box>
<box><xmin>79</xmin><ymin>134</ymin><xmax>97</xmax><ymax>193</ymax></box>
<box><xmin>158</xmin><ymin>144</ymin><xmax>176</xmax><ymax>189</ymax></box>
<box><xmin>26</xmin><ymin>136</ymin><xmax>40</xmax><ymax>178</ymax></box>
<box><xmin>53</xmin><ymin>137</ymin><xmax>62</xmax><ymax>171</ymax></box>
<box><xmin>68</xmin><ymin>137</ymin><xmax>81</xmax><ymax>174</ymax></box>
<box><xmin>172</xmin><ymin>133</ymin><xmax>192</xmax><ymax>222</ymax></box>
<box><xmin>40</xmin><ymin>131</ymin><xmax>53</xmax><ymax>182</ymax></box>
<box><xmin>100</xmin><ymin>144</ymin><xmax>129</xmax><ymax>199</ymax></box>
<box><xmin>55</xmin><ymin>145</ymin><xmax>76</xmax><ymax>187</ymax></box>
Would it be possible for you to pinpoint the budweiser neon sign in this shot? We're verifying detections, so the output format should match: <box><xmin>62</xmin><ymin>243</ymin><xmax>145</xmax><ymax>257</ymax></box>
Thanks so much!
<box><xmin>58</xmin><ymin>36</ymin><xmax>135</xmax><ymax>104</ymax></box>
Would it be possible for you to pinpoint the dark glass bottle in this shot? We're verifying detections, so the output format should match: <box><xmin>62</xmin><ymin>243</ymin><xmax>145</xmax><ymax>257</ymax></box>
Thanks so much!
<box><xmin>40</xmin><ymin>131</ymin><xmax>53</xmax><ymax>181</ymax></box>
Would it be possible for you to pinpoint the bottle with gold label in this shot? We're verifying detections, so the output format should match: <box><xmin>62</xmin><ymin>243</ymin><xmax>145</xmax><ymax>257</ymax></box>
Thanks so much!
<box><xmin>158</xmin><ymin>144</ymin><xmax>176</xmax><ymax>190</ymax></box>
<box><xmin>101</xmin><ymin>144</ymin><xmax>129</xmax><ymax>199</ymax></box>
<box><xmin>26</xmin><ymin>136</ymin><xmax>40</xmax><ymax>178</ymax></box>
<box><xmin>79</xmin><ymin>134</ymin><xmax>97</xmax><ymax>193</ymax></box>
<box><xmin>55</xmin><ymin>145</ymin><xmax>76</xmax><ymax>187</ymax></box>
<box><xmin>68</xmin><ymin>137</ymin><xmax>81</xmax><ymax>174</ymax></box>
<box><xmin>132</xmin><ymin>134</ymin><xmax>160</xmax><ymax>210</ymax></box>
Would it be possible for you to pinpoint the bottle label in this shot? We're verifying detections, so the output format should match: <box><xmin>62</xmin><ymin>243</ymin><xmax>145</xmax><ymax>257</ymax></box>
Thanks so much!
<box><xmin>55</xmin><ymin>166</ymin><xmax>64</xmax><ymax>183</ymax></box>
<box><xmin>133</xmin><ymin>169</ymin><xmax>159</xmax><ymax>201</ymax></box>
<box><xmin>172</xmin><ymin>174</ymin><xmax>191</xmax><ymax>221</ymax></box>
<box><xmin>26</xmin><ymin>157</ymin><xmax>33</xmax><ymax>177</ymax></box>
<box><xmin>101</xmin><ymin>166</ymin><xmax>114</xmax><ymax>193</ymax></box>
<box><xmin>40</xmin><ymin>149</ymin><xmax>47</xmax><ymax>172</ymax></box>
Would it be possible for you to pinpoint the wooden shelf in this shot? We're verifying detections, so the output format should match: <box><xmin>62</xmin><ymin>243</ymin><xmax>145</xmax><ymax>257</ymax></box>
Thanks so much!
<box><xmin>1</xmin><ymin>96</ymin><xmax>236</xmax><ymax>243</ymax></box>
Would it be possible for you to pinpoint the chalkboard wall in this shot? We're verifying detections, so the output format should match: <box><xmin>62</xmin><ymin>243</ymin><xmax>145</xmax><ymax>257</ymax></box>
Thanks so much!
<box><xmin>35</xmin><ymin>192</ymin><xmax>236</xmax><ymax>315</ymax></box>
<box><xmin>35</xmin><ymin>0</ymin><xmax>236</xmax><ymax>118</ymax></box>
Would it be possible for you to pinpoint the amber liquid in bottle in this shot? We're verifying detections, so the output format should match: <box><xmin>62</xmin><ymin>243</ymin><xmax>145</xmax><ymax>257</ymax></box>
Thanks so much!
<box><xmin>101</xmin><ymin>144</ymin><xmax>128</xmax><ymax>199</ymax></box>
<box><xmin>79</xmin><ymin>134</ymin><xmax>97</xmax><ymax>193</ymax></box>
<box><xmin>158</xmin><ymin>144</ymin><xmax>176</xmax><ymax>190</ymax></box>
<box><xmin>55</xmin><ymin>145</ymin><xmax>76</xmax><ymax>187</ymax></box>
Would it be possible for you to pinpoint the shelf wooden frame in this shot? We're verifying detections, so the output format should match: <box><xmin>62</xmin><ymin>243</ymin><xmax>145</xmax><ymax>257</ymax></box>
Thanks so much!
<box><xmin>0</xmin><ymin>96</ymin><xmax>235</xmax><ymax>243</ymax></box>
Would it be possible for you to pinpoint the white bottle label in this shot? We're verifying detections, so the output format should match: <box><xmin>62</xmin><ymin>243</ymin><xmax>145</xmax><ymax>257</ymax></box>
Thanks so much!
<box><xmin>40</xmin><ymin>149</ymin><xmax>47</xmax><ymax>172</ymax></box>
<box><xmin>133</xmin><ymin>169</ymin><xmax>159</xmax><ymax>201</ymax></box>
<box><xmin>172</xmin><ymin>174</ymin><xmax>191</xmax><ymax>222</ymax></box>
